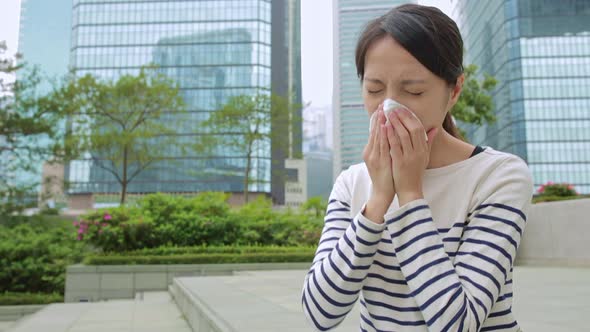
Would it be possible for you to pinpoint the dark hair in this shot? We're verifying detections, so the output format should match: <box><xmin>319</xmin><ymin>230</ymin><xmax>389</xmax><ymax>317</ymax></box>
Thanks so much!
<box><xmin>355</xmin><ymin>4</ymin><xmax>464</xmax><ymax>138</ymax></box>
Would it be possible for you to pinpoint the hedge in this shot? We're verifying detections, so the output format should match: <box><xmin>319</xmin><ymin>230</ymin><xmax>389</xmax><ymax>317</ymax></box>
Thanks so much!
<box><xmin>0</xmin><ymin>292</ymin><xmax>63</xmax><ymax>306</ymax></box>
<box><xmin>84</xmin><ymin>252</ymin><xmax>315</xmax><ymax>265</ymax></box>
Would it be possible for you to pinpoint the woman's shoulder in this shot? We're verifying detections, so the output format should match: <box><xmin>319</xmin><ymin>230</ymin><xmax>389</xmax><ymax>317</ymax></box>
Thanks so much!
<box><xmin>473</xmin><ymin>147</ymin><xmax>534</xmax><ymax>198</ymax></box>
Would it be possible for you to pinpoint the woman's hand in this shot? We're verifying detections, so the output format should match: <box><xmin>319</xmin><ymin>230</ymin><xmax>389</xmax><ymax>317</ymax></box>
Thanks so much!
<box><xmin>386</xmin><ymin>108</ymin><xmax>439</xmax><ymax>207</ymax></box>
<box><xmin>362</xmin><ymin>104</ymin><xmax>395</xmax><ymax>223</ymax></box>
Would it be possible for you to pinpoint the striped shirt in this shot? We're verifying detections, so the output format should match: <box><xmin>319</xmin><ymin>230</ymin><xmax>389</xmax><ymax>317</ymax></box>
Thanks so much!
<box><xmin>302</xmin><ymin>147</ymin><xmax>533</xmax><ymax>331</ymax></box>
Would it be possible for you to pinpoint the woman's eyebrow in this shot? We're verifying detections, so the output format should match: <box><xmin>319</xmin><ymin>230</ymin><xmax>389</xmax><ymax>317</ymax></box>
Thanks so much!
<box><xmin>401</xmin><ymin>79</ymin><xmax>427</xmax><ymax>85</ymax></box>
<box><xmin>363</xmin><ymin>77</ymin><xmax>384</xmax><ymax>84</ymax></box>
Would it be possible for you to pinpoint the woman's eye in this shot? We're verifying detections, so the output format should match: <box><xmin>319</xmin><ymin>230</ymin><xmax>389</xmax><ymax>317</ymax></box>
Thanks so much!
<box><xmin>367</xmin><ymin>89</ymin><xmax>383</xmax><ymax>94</ymax></box>
<box><xmin>407</xmin><ymin>91</ymin><xmax>424</xmax><ymax>96</ymax></box>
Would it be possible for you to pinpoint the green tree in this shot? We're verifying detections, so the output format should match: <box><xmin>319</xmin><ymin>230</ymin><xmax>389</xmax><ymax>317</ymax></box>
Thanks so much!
<box><xmin>197</xmin><ymin>93</ymin><xmax>300</xmax><ymax>203</ymax></box>
<box><xmin>452</xmin><ymin>64</ymin><xmax>498</xmax><ymax>138</ymax></box>
<box><xmin>301</xmin><ymin>196</ymin><xmax>327</xmax><ymax>217</ymax></box>
<box><xmin>0</xmin><ymin>41</ymin><xmax>72</xmax><ymax>214</ymax></box>
<box><xmin>46</xmin><ymin>67</ymin><xmax>188</xmax><ymax>205</ymax></box>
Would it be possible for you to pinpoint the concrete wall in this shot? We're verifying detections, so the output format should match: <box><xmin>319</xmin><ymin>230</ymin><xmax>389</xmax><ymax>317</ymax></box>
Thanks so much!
<box><xmin>65</xmin><ymin>263</ymin><xmax>309</xmax><ymax>303</ymax></box>
<box><xmin>516</xmin><ymin>198</ymin><xmax>590</xmax><ymax>266</ymax></box>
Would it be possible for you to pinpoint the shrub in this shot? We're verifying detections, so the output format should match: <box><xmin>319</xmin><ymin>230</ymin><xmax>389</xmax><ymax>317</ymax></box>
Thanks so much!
<box><xmin>75</xmin><ymin>193</ymin><xmax>325</xmax><ymax>252</ymax></box>
<box><xmin>536</xmin><ymin>182</ymin><xmax>578</xmax><ymax>197</ymax></box>
<box><xmin>0</xmin><ymin>292</ymin><xmax>64</xmax><ymax>306</ymax></box>
<box><xmin>0</xmin><ymin>223</ymin><xmax>86</xmax><ymax>294</ymax></box>
<box><xmin>84</xmin><ymin>252</ymin><xmax>315</xmax><ymax>265</ymax></box>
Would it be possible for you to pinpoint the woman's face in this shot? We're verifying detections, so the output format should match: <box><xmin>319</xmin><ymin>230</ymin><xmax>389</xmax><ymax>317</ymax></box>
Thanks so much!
<box><xmin>362</xmin><ymin>35</ymin><xmax>462</xmax><ymax>133</ymax></box>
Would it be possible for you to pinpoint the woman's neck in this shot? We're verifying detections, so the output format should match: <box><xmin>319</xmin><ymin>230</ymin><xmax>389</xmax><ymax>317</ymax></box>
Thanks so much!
<box><xmin>427</xmin><ymin>128</ymin><xmax>475</xmax><ymax>169</ymax></box>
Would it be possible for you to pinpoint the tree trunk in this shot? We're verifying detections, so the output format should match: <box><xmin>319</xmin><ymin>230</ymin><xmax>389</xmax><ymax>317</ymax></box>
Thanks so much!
<box><xmin>121</xmin><ymin>146</ymin><xmax>128</xmax><ymax>205</ymax></box>
<box><xmin>244</xmin><ymin>142</ymin><xmax>254</xmax><ymax>204</ymax></box>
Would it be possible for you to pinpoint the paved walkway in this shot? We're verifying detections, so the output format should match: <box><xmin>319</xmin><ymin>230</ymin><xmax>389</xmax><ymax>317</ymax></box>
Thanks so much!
<box><xmin>4</xmin><ymin>266</ymin><xmax>589</xmax><ymax>331</ymax></box>
<box><xmin>6</xmin><ymin>292</ymin><xmax>191</xmax><ymax>332</ymax></box>
<box><xmin>175</xmin><ymin>266</ymin><xmax>589</xmax><ymax>331</ymax></box>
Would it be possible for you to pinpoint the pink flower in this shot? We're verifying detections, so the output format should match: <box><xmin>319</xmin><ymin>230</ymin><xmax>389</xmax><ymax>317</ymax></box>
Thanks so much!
<box><xmin>101</xmin><ymin>223</ymin><xmax>108</xmax><ymax>227</ymax></box>
<box><xmin>77</xmin><ymin>228</ymin><xmax>84</xmax><ymax>234</ymax></box>
<box><xmin>76</xmin><ymin>235</ymin><xmax>82</xmax><ymax>241</ymax></box>
<box><xmin>98</xmin><ymin>229</ymin><xmax>104</xmax><ymax>234</ymax></box>
<box><xmin>104</xmin><ymin>213</ymin><xmax>112</xmax><ymax>221</ymax></box>
<box><xmin>73</xmin><ymin>221</ymin><xmax>79</xmax><ymax>227</ymax></box>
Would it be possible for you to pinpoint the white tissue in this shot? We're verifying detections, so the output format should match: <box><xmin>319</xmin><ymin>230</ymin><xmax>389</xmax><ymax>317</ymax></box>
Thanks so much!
<box><xmin>373</xmin><ymin>98</ymin><xmax>428</xmax><ymax>142</ymax></box>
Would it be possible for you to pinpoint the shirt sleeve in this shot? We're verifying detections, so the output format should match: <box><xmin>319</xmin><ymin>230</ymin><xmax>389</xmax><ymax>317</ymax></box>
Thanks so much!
<box><xmin>383</xmin><ymin>157</ymin><xmax>533</xmax><ymax>332</ymax></box>
<box><xmin>301</xmin><ymin>169</ymin><xmax>388</xmax><ymax>331</ymax></box>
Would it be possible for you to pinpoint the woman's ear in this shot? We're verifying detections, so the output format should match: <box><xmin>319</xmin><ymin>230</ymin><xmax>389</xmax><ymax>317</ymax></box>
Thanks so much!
<box><xmin>447</xmin><ymin>74</ymin><xmax>465</xmax><ymax>110</ymax></box>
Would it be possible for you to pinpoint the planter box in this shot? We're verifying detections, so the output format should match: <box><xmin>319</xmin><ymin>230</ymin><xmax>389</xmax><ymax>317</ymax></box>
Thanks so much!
<box><xmin>516</xmin><ymin>198</ymin><xmax>590</xmax><ymax>266</ymax></box>
<box><xmin>65</xmin><ymin>262</ymin><xmax>309</xmax><ymax>303</ymax></box>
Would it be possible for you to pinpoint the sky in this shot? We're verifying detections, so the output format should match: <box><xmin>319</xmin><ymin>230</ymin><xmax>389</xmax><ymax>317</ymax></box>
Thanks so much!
<box><xmin>0</xmin><ymin>0</ymin><xmax>452</xmax><ymax>106</ymax></box>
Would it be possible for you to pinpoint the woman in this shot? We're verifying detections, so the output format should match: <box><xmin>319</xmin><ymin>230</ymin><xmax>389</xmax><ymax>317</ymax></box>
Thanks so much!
<box><xmin>302</xmin><ymin>4</ymin><xmax>532</xmax><ymax>332</ymax></box>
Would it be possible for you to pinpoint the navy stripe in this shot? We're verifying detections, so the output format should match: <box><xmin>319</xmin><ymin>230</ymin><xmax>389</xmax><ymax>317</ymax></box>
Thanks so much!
<box><xmin>328</xmin><ymin>199</ymin><xmax>350</xmax><ymax>208</ymax></box>
<box><xmin>306</xmin><ymin>275</ymin><xmax>350</xmax><ymax>320</ymax></box>
<box><xmin>350</xmin><ymin>221</ymin><xmax>382</xmax><ymax>246</ymax></box>
<box><xmin>464</xmin><ymin>225</ymin><xmax>519</xmax><ymax>249</ymax></box>
<box><xmin>497</xmin><ymin>292</ymin><xmax>513</xmax><ymax>302</ymax></box>
<box><xmin>366</xmin><ymin>273</ymin><xmax>407</xmax><ymax>285</ymax></box>
<box><xmin>372</xmin><ymin>259</ymin><xmax>402</xmax><ymax>271</ymax></box>
<box><xmin>395</xmin><ymin>230</ymin><xmax>439</xmax><ymax>252</ymax></box>
<box><xmin>474</xmin><ymin>203</ymin><xmax>526</xmax><ymax>221</ymax></box>
<box><xmin>335</xmin><ymin>242</ymin><xmax>371</xmax><ymax>271</ymax></box>
<box><xmin>441</xmin><ymin>295</ymin><xmax>467</xmax><ymax>332</ymax></box>
<box><xmin>426</xmin><ymin>287</ymin><xmax>462</xmax><ymax>326</ymax></box>
<box><xmin>455</xmin><ymin>251</ymin><xmax>508</xmax><ymax>281</ymax></box>
<box><xmin>458</xmin><ymin>275</ymin><xmax>494</xmax><ymax>304</ymax></box>
<box><xmin>455</xmin><ymin>262</ymin><xmax>502</xmax><ymax>292</ymax></box>
<box><xmin>386</xmin><ymin>204</ymin><xmax>429</xmax><ymax>224</ymax></box>
<box><xmin>324</xmin><ymin>217</ymin><xmax>352</xmax><ymax>223</ymax></box>
<box><xmin>311</xmin><ymin>268</ymin><xmax>357</xmax><ymax>308</ymax></box>
<box><xmin>342</xmin><ymin>233</ymin><xmax>375</xmax><ymax>258</ymax></box>
<box><xmin>356</xmin><ymin>218</ymin><xmax>385</xmax><ymax>234</ymax></box>
<box><xmin>363</xmin><ymin>298</ymin><xmax>419</xmax><ymax>312</ymax></box>
<box><xmin>505</xmin><ymin>279</ymin><xmax>513</xmax><ymax>285</ymax></box>
<box><xmin>315</xmin><ymin>248</ymin><xmax>332</xmax><ymax>256</ymax></box>
<box><xmin>468</xmin><ymin>297</ymin><xmax>482</xmax><ymax>331</ymax></box>
<box><xmin>406</xmin><ymin>257</ymin><xmax>449</xmax><ymax>282</ymax></box>
<box><xmin>363</xmin><ymin>285</ymin><xmax>413</xmax><ymax>299</ymax></box>
<box><xmin>443</xmin><ymin>237</ymin><xmax>461</xmax><ymax>243</ymax></box>
<box><xmin>326</xmin><ymin>208</ymin><xmax>350</xmax><ymax>215</ymax></box>
<box><xmin>302</xmin><ymin>292</ymin><xmax>331</xmax><ymax>331</ymax></box>
<box><xmin>461</xmin><ymin>238</ymin><xmax>513</xmax><ymax>262</ymax></box>
<box><xmin>322</xmin><ymin>226</ymin><xmax>347</xmax><ymax>235</ymax></box>
<box><xmin>321</xmin><ymin>260</ymin><xmax>360</xmax><ymax>296</ymax></box>
<box><xmin>399</xmin><ymin>244</ymin><xmax>445</xmax><ymax>267</ymax></box>
<box><xmin>472</xmin><ymin>213</ymin><xmax>522</xmax><ymax>236</ymax></box>
<box><xmin>376</xmin><ymin>249</ymin><xmax>397</xmax><ymax>257</ymax></box>
<box><xmin>488</xmin><ymin>308</ymin><xmax>511</xmax><ymax>318</ymax></box>
<box><xmin>411</xmin><ymin>269</ymin><xmax>455</xmax><ymax>297</ymax></box>
<box><xmin>319</xmin><ymin>236</ymin><xmax>339</xmax><ymax>245</ymax></box>
<box><xmin>390</xmin><ymin>217</ymin><xmax>433</xmax><ymax>238</ymax></box>
<box><xmin>365</xmin><ymin>312</ymin><xmax>426</xmax><ymax>326</ymax></box>
<box><xmin>457</xmin><ymin>300</ymin><xmax>468</xmax><ymax>332</ymax></box>
<box><xmin>420</xmin><ymin>282</ymin><xmax>461</xmax><ymax>310</ymax></box>
<box><xmin>359</xmin><ymin>311</ymin><xmax>379</xmax><ymax>331</ymax></box>
<box><xmin>480</xmin><ymin>321</ymin><xmax>518</xmax><ymax>331</ymax></box>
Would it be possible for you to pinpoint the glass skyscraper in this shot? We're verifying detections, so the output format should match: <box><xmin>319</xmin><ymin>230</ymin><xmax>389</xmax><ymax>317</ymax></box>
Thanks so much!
<box><xmin>67</xmin><ymin>0</ymin><xmax>301</xmax><ymax>204</ymax></box>
<box><xmin>453</xmin><ymin>0</ymin><xmax>590</xmax><ymax>194</ymax></box>
<box><xmin>333</xmin><ymin>0</ymin><xmax>413</xmax><ymax>175</ymax></box>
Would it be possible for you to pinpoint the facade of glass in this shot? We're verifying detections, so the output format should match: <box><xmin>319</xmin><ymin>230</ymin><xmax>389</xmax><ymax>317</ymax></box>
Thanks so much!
<box><xmin>453</xmin><ymin>0</ymin><xmax>590</xmax><ymax>194</ymax></box>
<box><xmin>16</xmin><ymin>0</ymin><xmax>72</xmax><ymax>188</ymax></box>
<box><xmin>332</xmin><ymin>0</ymin><xmax>413</xmax><ymax>175</ymax></box>
<box><xmin>67</xmin><ymin>0</ymin><xmax>301</xmax><ymax>203</ymax></box>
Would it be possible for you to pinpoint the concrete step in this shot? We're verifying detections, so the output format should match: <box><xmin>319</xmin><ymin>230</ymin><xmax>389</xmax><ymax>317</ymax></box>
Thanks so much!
<box><xmin>170</xmin><ymin>270</ymin><xmax>360</xmax><ymax>332</ymax></box>
<box><xmin>6</xmin><ymin>292</ymin><xmax>192</xmax><ymax>332</ymax></box>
